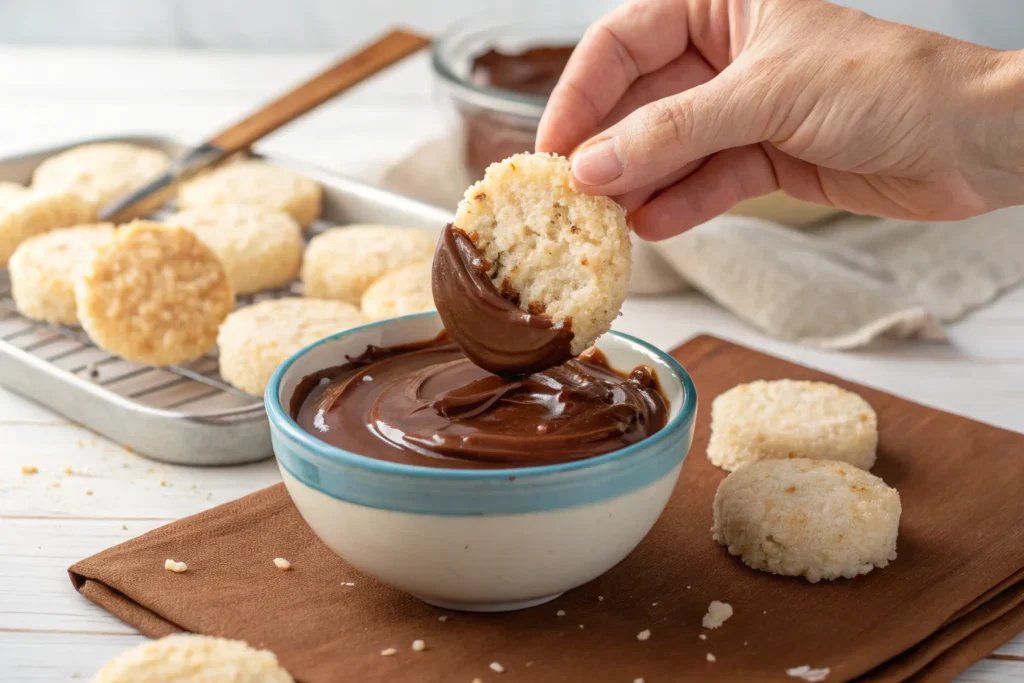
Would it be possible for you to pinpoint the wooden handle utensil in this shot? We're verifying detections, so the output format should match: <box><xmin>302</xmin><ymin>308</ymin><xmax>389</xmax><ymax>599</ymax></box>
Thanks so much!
<box><xmin>98</xmin><ymin>28</ymin><xmax>431</xmax><ymax>223</ymax></box>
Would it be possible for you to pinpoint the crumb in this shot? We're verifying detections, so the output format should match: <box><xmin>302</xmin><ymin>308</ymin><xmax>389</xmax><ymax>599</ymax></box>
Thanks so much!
<box><xmin>525</xmin><ymin>662</ymin><xmax>533</xmax><ymax>667</ymax></box>
<box><xmin>707</xmin><ymin>653</ymin><xmax>717</xmax><ymax>662</ymax></box>
<box><xmin>472</xmin><ymin>679</ymin><xmax>483</xmax><ymax>683</ymax></box>
<box><xmin>160</xmin><ymin>480</ymin><xmax>167</xmax><ymax>487</ymax></box>
<box><xmin>122</xmin><ymin>525</ymin><xmax>127</xmax><ymax>530</ymax></box>
<box><xmin>651</xmin><ymin>602</ymin><xmax>658</xmax><ymax>606</ymax></box>
<box><xmin>380</xmin><ymin>648</ymin><xmax>397</xmax><ymax>656</ymax></box>
<box><xmin>124</xmin><ymin>446</ymin><xmax>134</xmax><ymax>454</ymax></box>
<box><xmin>489</xmin><ymin>662</ymin><xmax>505</xmax><ymax>673</ymax></box>
<box><xmin>687</xmin><ymin>585</ymin><xmax>691</xmax><ymax>590</ymax></box>
<box><xmin>76</xmin><ymin>440</ymin><xmax>84</xmax><ymax>448</ymax></box>
<box><xmin>634</xmin><ymin>679</ymin><xmax>645</xmax><ymax>683</ymax></box>
<box><xmin>438</xmin><ymin>615</ymin><xmax>448</xmax><ymax>622</ymax></box>
<box><xmin>362</xmin><ymin>375</ymin><xmax>373</xmax><ymax>382</ymax></box>
<box><xmin>556</xmin><ymin>610</ymin><xmax>565</xmax><ymax>617</ymax></box>
<box><xmin>699</xmin><ymin>634</ymin><xmax>707</xmax><ymax>641</ymax></box>
<box><xmin>72</xmin><ymin>674</ymin><xmax>81</xmax><ymax>680</ymax></box>
<box><xmin>85</xmin><ymin>490</ymin><xmax>93</xmax><ymax>496</ymax></box>
<box><xmin>763</xmin><ymin>610</ymin><xmax>768</xmax><ymax>615</ymax></box>
<box><xmin>744</xmin><ymin>641</ymin><xmax>749</xmax><ymax>647</ymax></box>
<box><xmin>21</xmin><ymin>465</ymin><xmax>38</xmax><ymax>475</ymax></box>
<box><xmin>273</xmin><ymin>557</ymin><xmax>291</xmax><ymax>571</ymax></box>
<box><xmin>412</xmin><ymin>639</ymin><xmax>425</xmax><ymax>652</ymax></box>
<box><xmin>598</xmin><ymin>595</ymin><xmax>604</xmax><ymax>601</ymax></box>
<box><xmin>702</xmin><ymin>600</ymin><xmax>734</xmax><ymax>629</ymax></box>
<box><xmin>191</xmin><ymin>484</ymin><xmax>197</xmax><ymax>489</ymax></box>
<box><xmin>578</xmin><ymin>624</ymin><xmax>584</xmax><ymax>629</ymax></box>
<box><xmin>164</xmin><ymin>559</ymin><xmax>187</xmax><ymax>573</ymax></box>
<box><xmin>787</xmin><ymin>665</ymin><xmax>831</xmax><ymax>682</ymax></box>
<box><xmin>637</xmin><ymin>630</ymin><xmax>651</xmax><ymax>641</ymax></box>
<box><xmin>122</xmin><ymin>463</ymin><xmax>130</xmax><ymax>469</ymax></box>
<box><xmin>343</xmin><ymin>581</ymin><xmax>355</xmax><ymax>586</ymax></box>
<box><xmin>52</xmin><ymin>482</ymin><xmax>60</xmax><ymax>488</ymax></box>
<box><xmin>63</xmin><ymin>467</ymin><xmax>73</xmax><ymax>475</ymax></box>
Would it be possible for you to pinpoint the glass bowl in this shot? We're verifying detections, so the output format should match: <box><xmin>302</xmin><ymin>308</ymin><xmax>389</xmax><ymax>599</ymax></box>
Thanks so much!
<box><xmin>431</xmin><ymin>18</ymin><xmax>584</xmax><ymax>180</ymax></box>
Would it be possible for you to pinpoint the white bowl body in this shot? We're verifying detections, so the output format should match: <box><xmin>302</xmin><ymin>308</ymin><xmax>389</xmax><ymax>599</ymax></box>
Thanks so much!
<box><xmin>267</xmin><ymin>313</ymin><xmax>696</xmax><ymax>611</ymax></box>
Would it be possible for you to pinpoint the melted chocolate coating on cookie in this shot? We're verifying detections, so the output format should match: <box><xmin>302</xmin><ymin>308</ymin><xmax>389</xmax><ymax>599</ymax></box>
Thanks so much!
<box><xmin>431</xmin><ymin>224</ymin><xmax>575</xmax><ymax>377</ymax></box>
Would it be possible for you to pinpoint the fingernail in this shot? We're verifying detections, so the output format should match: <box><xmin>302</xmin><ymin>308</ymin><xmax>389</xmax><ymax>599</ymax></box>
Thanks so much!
<box><xmin>572</xmin><ymin>138</ymin><xmax>623</xmax><ymax>186</ymax></box>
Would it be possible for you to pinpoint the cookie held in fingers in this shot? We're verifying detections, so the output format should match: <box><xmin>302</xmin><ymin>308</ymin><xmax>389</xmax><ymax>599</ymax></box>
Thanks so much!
<box><xmin>88</xmin><ymin>633</ymin><xmax>294</xmax><ymax>683</ymax></box>
<box><xmin>433</xmin><ymin>152</ymin><xmax>631</xmax><ymax>376</ymax></box>
<box><xmin>360</xmin><ymin>259</ymin><xmax>435</xmax><ymax>321</ymax></box>
<box><xmin>712</xmin><ymin>458</ymin><xmax>901</xmax><ymax>582</ymax></box>
<box><xmin>75</xmin><ymin>221</ymin><xmax>235</xmax><ymax>366</ymax></box>
<box><xmin>9</xmin><ymin>223</ymin><xmax>115</xmax><ymax>325</ymax></box>
<box><xmin>31</xmin><ymin>142</ymin><xmax>171</xmax><ymax>219</ymax></box>
<box><xmin>0</xmin><ymin>182</ymin><xmax>96</xmax><ymax>265</ymax></box>
<box><xmin>217</xmin><ymin>297</ymin><xmax>367</xmax><ymax>396</ymax></box>
<box><xmin>707</xmin><ymin>380</ymin><xmax>878</xmax><ymax>471</ymax></box>
<box><xmin>300</xmin><ymin>225</ymin><xmax>435</xmax><ymax>304</ymax></box>
<box><xmin>168</xmin><ymin>204</ymin><xmax>304</xmax><ymax>295</ymax></box>
<box><xmin>177</xmin><ymin>159</ymin><xmax>323</xmax><ymax>228</ymax></box>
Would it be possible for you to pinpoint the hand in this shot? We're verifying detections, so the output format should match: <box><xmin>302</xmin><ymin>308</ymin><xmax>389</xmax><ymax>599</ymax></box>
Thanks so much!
<box><xmin>536</xmin><ymin>0</ymin><xmax>1024</xmax><ymax>240</ymax></box>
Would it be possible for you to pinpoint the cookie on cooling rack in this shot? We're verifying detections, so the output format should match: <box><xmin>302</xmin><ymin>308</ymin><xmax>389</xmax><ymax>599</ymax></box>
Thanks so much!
<box><xmin>177</xmin><ymin>159</ymin><xmax>323</xmax><ymax>228</ymax></box>
<box><xmin>217</xmin><ymin>297</ymin><xmax>366</xmax><ymax>396</ymax></box>
<box><xmin>90</xmin><ymin>634</ymin><xmax>294</xmax><ymax>683</ymax></box>
<box><xmin>75</xmin><ymin>221</ymin><xmax>235</xmax><ymax>366</ymax></box>
<box><xmin>0</xmin><ymin>182</ymin><xmax>96</xmax><ymax>266</ymax></box>
<box><xmin>8</xmin><ymin>223</ymin><xmax>115</xmax><ymax>325</ymax></box>
<box><xmin>169</xmin><ymin>204</ymin><xmax>304</xmax><ymax>295</ymax></box>
<box><xmin>712</xmin><ymin>458</ymin><xmax>901</xmax><ymax>582</ymax></box>
<box><xmin>451</xmin><ymin>152</ymin><xmax>631</xmax><ymax>357</ymax></box>
<box><xmin>360</xmin><ymin>259</ymin><xmax>434</xmax><ymax>321</ymax></box>
<box><xmin>706</xmin><ymin>380</ymin><xmax>878</xmax><ymax>472</ymax></box>
<box><xmin>31</xmin><ymin>142</ymin><xmax>171</xmax><ymax>219</ymax></box>
<box><xmin>300</xmin><ymin>225</ymin><xmax>435</xmax><ymax>305</ymax></box>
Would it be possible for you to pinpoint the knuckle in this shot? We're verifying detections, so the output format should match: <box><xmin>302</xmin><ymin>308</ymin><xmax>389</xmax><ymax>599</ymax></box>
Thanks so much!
<box><xmin>638</xmin><ymin>101</ymin><xmax>692</xmax><ymax>149</ymax></box>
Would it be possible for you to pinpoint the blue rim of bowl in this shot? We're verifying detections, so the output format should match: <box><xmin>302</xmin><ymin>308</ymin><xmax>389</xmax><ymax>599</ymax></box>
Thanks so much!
<box><xmin>265</xmin><ymin>312</ymin><xmax>698</xmax><ymax>482</ymax></box>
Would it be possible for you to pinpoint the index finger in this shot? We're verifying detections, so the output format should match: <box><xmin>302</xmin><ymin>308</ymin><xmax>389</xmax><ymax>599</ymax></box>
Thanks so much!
<box><xmin>535</xmin><ymin>0</ymin><xmax>693</xmax><ymax>156</ymax></box>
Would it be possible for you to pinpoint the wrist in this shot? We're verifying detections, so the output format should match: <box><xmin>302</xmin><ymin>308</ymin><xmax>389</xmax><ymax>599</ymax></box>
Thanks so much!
<box><xmin>963</xmin><ymin>48</ymin><xmax>1024</xmax><ymax>209</ymax></box>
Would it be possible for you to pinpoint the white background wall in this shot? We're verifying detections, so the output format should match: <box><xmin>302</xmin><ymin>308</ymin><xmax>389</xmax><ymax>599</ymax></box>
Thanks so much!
<box><xmin>0</xmin><ymin>0</ymin><xmax>1019</xmax><ymax>52</ymax></box>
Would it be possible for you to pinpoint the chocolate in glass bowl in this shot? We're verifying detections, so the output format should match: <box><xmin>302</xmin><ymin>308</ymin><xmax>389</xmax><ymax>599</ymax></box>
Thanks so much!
<box><xmin>432</xmin><ymin>21</ymin><xmax>582</xmax><ymax>179</ymax></box>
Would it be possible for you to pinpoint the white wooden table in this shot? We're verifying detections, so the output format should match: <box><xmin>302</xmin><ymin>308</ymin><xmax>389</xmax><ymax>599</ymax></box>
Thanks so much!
<box><xmin>0</xmin><ymin>46</ymin><xmax>1021</xmax><ymax>682</ymax></box>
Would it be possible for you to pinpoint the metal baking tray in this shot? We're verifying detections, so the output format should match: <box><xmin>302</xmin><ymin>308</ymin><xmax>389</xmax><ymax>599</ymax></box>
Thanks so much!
<box><xmin>0</xmin><ymin>135</ymin><xmax>452</xmax><ymax>466</ymax></box>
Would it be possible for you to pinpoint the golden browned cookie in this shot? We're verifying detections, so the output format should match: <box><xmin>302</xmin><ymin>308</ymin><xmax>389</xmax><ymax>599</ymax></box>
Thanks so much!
<box><xmin>31</xmin><ymin>142</ymin><xmax>171</xmax><ymax>219</ymax></box>
<box><xmin>75</xmin><ymin>221</ymin><xmax>235</xmax><ymax>366</ymax></box>
<box><xmin>168</xmin><ymin>204</ymin><xmax>304</xmax><ymax>295</ymax></box>
<box><xmin>8</xmin><ymin>224</ymin><xmax>115</xmax><ymax>324</ymax></box>
<box><xmin>177</xmin><ymin>159</ymin><xmax>322</xmax><ymax>228</ymax></box>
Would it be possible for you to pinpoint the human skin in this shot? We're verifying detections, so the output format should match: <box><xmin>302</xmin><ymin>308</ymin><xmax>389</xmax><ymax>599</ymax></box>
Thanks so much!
<box><xmin>535</xmin><ymin>0</ymin><xmax>1024</xmax><ymax>240</ymax></box>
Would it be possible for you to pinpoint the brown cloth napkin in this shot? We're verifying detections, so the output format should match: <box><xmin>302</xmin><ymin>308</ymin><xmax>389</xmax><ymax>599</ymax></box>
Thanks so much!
<box><xmin>70</xmin><ymin>336</ymin><xmax>1024</xmax><ymax>683</ymax></box>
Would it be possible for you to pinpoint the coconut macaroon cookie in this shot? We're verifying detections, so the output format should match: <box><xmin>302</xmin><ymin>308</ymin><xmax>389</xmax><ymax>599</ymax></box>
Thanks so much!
<box><xmin>88</xmin><ymin>634</ymin><xmax>294</xmax><ymax>683</ymax></box>
<box><xmin>31</xmin><ymin>142</ymin><xmax>170</xmax><ymax>219</ymax></box>
<box><xmin>712</xmin><ymin>458</ymin><xmax>901</xmax><ymax>582</ymax></box>
<box><xmin>0</xmin><ymin>182</ymin><xmax>96</xmax><ymax>265</ymax></box>
<box><xmin>433</xmin><ymin>152</ymin><xmax>630</xmax><ymax>375</ymax></box>
<box><xmin>75</xmin><ymin>221</ymin><xmax>234</xmax><ymax>366</ymax></box>
<box><xmin>300</xmin><ymin>225</ymin><xmax>435</xmax><ymax>304</ymax></box>
<box><xmin>177</xmin><ymin>159</ymin><xmax>323</xmax><ymax>228</ymax></box>
<box><xmin>217</xmin><ymin>297</ymin><xmax>367</xmax><ymax>396</ymax></box>
<box><xmin>360</xmin><ymin>259</ymin><xmax>435</xmax><ymax>321</ymax></box>
<box><xmin>8</xmin><ymin>224</ymin><xmax>115</xmax><ymax>324</ymax></box>
<box><xmin>707</xmin><ymin>380</ymin><xmax>878</xmax><ymax>472</ymax></box>
<box><xmin>169</xmin><ymin>204</ymin><xmax>304</xmax><ymax>295</ymax></box>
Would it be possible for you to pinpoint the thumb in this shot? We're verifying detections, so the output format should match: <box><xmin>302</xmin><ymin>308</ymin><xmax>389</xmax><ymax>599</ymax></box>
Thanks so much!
<box><xmin>570</xmin><ymin>62</ymin><xmax>770</xmax><ymax>196</ymax></box>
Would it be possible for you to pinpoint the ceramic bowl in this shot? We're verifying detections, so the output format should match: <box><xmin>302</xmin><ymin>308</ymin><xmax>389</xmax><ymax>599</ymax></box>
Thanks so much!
<box><xmin>265</xmin><ymin>313</ymin><xmax>697</xmax><ymax>612</ymax></box>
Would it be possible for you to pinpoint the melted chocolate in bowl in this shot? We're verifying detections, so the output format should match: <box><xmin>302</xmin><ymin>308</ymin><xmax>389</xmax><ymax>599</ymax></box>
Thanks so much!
<box><xmin>462</xmin><ymin>44</ymin><xmax>575</xmax><ymax>178</ymax></box>
<box><xmin>431</xmin><ymin>224</ymin><xmax>574</xmax><ymax>377</ymax></box>
<box><xmin>290</xmin><ymin>333</ymin><xmax>668</xmax><ymax>470</ymax></box>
